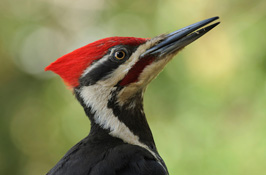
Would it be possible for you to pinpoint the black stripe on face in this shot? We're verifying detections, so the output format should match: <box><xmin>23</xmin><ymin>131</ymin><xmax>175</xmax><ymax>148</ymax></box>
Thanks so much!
<box><xmin>79</xmin><ymin>45</ymin><xmax>138</xmax><ymax>86</ymax></box>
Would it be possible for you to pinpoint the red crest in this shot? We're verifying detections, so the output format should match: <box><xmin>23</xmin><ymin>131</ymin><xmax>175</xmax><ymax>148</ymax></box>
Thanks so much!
<box><xmin>45</xmin><ymin>37</ymin><xmax>147</xmax><ymax>87</ymax></box>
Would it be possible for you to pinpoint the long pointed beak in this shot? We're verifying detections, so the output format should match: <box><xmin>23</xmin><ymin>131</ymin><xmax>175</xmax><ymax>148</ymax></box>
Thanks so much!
<box><xmin>141</xmin><ymin>16</ymin><xmax>220</xmax><ymax>58</ymax></box>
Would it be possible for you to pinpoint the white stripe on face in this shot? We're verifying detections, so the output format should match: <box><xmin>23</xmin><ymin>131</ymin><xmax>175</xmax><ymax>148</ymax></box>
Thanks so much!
<box><xmin>80</xmin><ymin>35</ymin><xmax>166</xmax><ymax>88</ymax></box>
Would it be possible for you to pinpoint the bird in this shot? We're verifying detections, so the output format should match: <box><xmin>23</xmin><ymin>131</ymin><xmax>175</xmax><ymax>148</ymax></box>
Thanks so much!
<box><xmin>45</xmin><ymin>16</ymin><xmax>220</xmax><ymax>175</ymax></box>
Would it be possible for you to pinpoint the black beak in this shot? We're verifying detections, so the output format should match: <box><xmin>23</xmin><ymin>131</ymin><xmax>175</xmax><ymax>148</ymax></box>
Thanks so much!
<box><xmin>141</xmin><ymin>16</ymin><xmax>220</xmax><ymax>58</ymax></box>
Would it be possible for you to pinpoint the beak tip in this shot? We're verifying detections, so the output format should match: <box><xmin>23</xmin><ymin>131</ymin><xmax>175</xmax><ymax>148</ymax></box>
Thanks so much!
<box><xmin>142</xmin><ymin>16</ymin><xmax>220</xmax><ymax>57</ymax></box>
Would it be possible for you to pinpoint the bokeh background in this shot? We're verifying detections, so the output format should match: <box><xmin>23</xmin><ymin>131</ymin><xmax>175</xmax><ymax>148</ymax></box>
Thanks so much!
<box><xmin>1</xmin><ymin>0</ymin><xmax>266</xmax><ymax>174</ymax></box>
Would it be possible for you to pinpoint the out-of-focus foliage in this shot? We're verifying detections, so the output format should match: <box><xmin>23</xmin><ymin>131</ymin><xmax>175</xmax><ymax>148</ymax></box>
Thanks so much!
<box><xmin>1</xmin><ymin>0</ymin><xmax>266</xmax><ymax>174</ymax></box>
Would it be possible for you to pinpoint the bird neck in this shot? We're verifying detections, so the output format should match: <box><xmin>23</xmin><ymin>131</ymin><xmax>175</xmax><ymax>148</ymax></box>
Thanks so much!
<box><xmin>75</xmin><ymin>86</ymin><xmax>157</xmax><ymax>151</ymax></box>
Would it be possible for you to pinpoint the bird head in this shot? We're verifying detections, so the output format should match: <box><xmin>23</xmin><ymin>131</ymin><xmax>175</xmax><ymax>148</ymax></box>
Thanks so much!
<box><xmin>45</xmin><ymin>17</ymin><xmax>219</xmax><ymax>145</ymax></box>
<box><xmin>46</xmin><ymin>17</ymin><xmax>219</xmax><ymax>104</ymax></box>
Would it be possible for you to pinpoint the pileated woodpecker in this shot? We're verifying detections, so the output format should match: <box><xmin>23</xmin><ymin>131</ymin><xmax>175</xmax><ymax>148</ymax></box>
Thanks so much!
<box><xmin>45</xmin><ymin>17</ymin><xmax>220</xmax><ymax>175</ymax></box>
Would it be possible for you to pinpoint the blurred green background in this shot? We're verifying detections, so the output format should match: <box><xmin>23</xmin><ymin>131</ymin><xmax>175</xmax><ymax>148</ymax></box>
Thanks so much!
<box><xmin>1</xmin><ymin>0</ymin><xmax>266</xmax><ymax>174</ymax></box>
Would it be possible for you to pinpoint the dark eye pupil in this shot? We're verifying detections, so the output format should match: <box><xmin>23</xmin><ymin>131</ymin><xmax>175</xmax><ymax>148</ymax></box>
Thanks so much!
<box><xmin>116</xmin><ymin>51</ymin><xmax>124</xmax><ymax>58</ymax></box>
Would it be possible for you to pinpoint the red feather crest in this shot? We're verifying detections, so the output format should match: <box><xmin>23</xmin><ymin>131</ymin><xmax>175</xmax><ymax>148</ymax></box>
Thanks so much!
<box><xmin>45</xmin><ymin>37</ymin><xmax>147</xmax><ymax>87</ymax></box>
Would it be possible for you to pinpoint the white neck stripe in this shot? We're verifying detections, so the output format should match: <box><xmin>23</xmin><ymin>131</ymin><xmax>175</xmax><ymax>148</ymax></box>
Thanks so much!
<box><xmin>79</xmin><ymin>85</ymin><xmax>162</xmax><ymax>163</ymax></box>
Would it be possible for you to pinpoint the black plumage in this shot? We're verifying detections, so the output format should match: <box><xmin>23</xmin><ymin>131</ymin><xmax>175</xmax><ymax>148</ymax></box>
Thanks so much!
<box><xmin>47</xmin><ymin>119</ymin><xmax>167</xmax><ymax>175</ymax></box>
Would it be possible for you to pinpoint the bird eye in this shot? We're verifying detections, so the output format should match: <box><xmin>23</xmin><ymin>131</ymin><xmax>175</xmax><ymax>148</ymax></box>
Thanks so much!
<box><xmin>114</xmin><ymin>51</ymin><xmax>126</xmax><ymax>60</ymax></box>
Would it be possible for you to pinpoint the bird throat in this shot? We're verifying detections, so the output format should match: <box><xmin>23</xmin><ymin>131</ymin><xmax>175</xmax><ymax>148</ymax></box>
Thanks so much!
<box><xmin>76</xmin><ymin>85</ymin><xmax>154</xmax><ymax>146</ymax></box>
<box><xmin>74</xmin><ymin>85</ymin><xmax>165</xmax><ymax>165</ymax></box>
